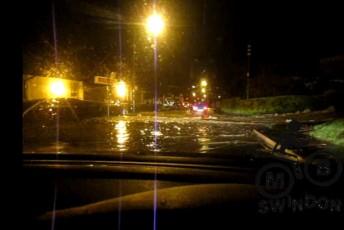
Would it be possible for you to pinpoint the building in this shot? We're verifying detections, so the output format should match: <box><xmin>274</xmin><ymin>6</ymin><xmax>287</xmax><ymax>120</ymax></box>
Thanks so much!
<box><xmin>23</xmin><ymin>75</ymin><xmax>84</xmax><ymax>101</ymax></box>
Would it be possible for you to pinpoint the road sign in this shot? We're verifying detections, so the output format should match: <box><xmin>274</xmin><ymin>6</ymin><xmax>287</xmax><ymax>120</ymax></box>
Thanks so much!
<box><xmin>94</xmin><ymin>76</ymin><xmax>116</xmax><ymax>85</ymax></box>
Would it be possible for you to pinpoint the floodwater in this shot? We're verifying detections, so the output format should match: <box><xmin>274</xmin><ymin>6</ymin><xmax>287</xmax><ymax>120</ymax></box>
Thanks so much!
<box><xmin>23</xmin><ymin>115</ymin><xmax>265</xmax><ymax>158</ymax></box>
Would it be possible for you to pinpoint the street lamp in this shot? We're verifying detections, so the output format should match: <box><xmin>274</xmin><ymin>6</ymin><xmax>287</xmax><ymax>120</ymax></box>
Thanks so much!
<box><xmin>145</xmin><ymin>12</ymin><xmax>165</xmax><ymax>37</ymax></box>
<box><xmin>49</xmin><ymin>79</ymin><xmax>67</xmax><ymax>98</ymax></box>
<box><xmin>116</xmin><ymin>81</ymin><xmax>128</xmax><ymax>99</ymax></box>
<box><xmin>200</xmin><ymin>79</ymin><xmax>207</xmax><ymax>87</ymax></box>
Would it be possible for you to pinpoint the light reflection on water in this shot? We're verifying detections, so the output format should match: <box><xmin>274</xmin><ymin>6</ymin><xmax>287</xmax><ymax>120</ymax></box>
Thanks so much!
<box><xmin>197</xmin><ymin>126</ymin><xmax>210</xmax><ymax>153</ymax></box>
<box><xmin>114</xmin><ymin>120</ymin><xmax>129</xmax><ymax>152</ymax></box>
<box><xmin>24</xmin><ymin>117</ymin><xmax>256</xmax><ymax>154</ymax></box>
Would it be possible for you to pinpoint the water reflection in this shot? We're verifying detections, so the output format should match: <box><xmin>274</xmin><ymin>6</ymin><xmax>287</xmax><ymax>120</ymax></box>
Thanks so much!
<box><xmin>197</xmin><ymin>126</ymin><xmax>210</xmax><ymax>153</ymax></box>
<box><xmin>114</xmin><ymin>120</ymin><xmax>129</xmax><ymax>151</ymax></box>
<box><xmin>151</xmin><ymin>130</ymin><xmax>163</xmax><ymax>136</ymax></box>
<box><xmin>24</xmin><ymin>115</ymin><xmax>258</xmax><ymax>155</ymax></box>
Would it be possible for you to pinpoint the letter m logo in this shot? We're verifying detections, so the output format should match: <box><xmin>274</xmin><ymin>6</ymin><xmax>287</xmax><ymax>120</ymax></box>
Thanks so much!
<box><xmin>265</xmin><ymin>171</ymin><xmax>285</xmax><ymax>190</ymax></box>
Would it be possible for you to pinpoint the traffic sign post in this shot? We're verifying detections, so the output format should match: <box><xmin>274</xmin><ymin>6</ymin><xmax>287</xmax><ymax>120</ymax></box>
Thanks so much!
<box><xmin>106</xmin><ymin>85</ymin><xmax>110</xmax><ymax>117</ymax></box>
<box><xmin>94</xmin><ymin>76</ymin><xmax>116</xmax><ymax>117</ymax></box>
<box><xmin>94</xmin><ymin>75</ymin><xmax>132</xmax><ymax>115</ymax></box>
<box><xmin>94</xmin><ymin>76</ymin><xmax>116</xmax><ymax>85</ymax></box>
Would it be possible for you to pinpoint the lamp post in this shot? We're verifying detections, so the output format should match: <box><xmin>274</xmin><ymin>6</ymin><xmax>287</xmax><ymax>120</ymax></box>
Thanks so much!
<box><xmin>246</xmin><ymin>43</ymin><xmax>252</xmax><ymax>99</ymax></box>
<box><xmin>145</xmin><ymin>10</ymin><xmax>166</xmax><ymax>109</ymax></box>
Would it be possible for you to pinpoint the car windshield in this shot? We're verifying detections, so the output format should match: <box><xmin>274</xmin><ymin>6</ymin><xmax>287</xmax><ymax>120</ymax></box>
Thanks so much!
<box><xmin>23</xmin><ymin>0</ymin><xmax>343</xmax><ymax>164</ymax></box>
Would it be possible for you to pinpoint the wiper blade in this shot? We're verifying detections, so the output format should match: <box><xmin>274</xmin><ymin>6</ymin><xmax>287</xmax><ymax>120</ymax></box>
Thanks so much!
<box><xmin>252</xmin><ymin>129</ymin><xmax>303</xmax><ymax>162</ymax></box>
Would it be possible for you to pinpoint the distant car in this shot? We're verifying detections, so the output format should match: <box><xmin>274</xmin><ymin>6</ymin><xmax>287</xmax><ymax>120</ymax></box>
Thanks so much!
<box><xmin>192</xmin><ymin>102</ymin><xmax>208</xmax><ymax>114</ymax></box>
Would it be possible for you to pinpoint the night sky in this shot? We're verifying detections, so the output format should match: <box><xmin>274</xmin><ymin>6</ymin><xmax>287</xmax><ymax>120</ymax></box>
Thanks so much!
<box><xmin>23</xmin><ymin>0</ymin><xmax>344</xmax><ymax>96</ymax></box>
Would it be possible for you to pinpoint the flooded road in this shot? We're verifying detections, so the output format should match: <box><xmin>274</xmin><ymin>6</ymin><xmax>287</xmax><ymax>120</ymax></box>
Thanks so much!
<box><xmin>23</xmin><ymin>103</ymin><xmax>334</xmax><ymax>160</ymax></box>
<box><xmin>23</xmin><ymin>115</ymin><xmax>266</xmax><ymax>157</ymax></box>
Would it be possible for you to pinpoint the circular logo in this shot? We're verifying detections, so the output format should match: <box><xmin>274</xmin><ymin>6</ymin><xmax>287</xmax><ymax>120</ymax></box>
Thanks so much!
<box><xmin>304</xmin><ymin>150</ymin><xmax>343</xmax><ymax>187</ymax></box>
<box><xmin>255</xmin><ymin>163</ymin><xmax>295</xmax><ymax>199</ymax></box>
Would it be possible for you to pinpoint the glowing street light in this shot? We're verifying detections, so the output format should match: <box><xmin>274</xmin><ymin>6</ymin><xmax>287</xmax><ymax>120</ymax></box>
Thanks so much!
<box><xmin>49</xmin><ymin>79</ymin><xmax>67</xmax><ymax>98</ymax></box>
<box><xmin>200</xmin><ymin>79</ymin><xmax>208</xmax><ymax>87</ymax></box>
<box><xmin>201</xmin><ymin>88</ymin><xmax>206</xmax><ymax>93</ymax></box>
<box><xmin>116</xmin><ymin>81</ymin><xmax>128</xmax><ymax>99</ymax></box>
<box><xmin>192</xmin><ymin>92</ymin><xmax>196</xmax><ymax>97</ymax></box>
<box><xmin>145</xmin><ymin>12</ymin><xmax>165</xmax><ymax>37</ymax></box>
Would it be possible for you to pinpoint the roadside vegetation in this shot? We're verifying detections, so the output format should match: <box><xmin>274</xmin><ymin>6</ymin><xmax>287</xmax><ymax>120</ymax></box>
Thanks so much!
<box><xmin>219</xmin><ymin>95</ymin><xmax>329</xmax><ymax>115</ymax></box>
<box><xmin>310</xmin><ymin>119</ymin><xmax>344</xmax><ymax>147</ymax></box>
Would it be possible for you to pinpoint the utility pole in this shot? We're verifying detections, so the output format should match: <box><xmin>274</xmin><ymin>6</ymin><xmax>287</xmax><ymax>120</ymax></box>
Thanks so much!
<box><xmin>246</xmin><ymin>43</ymin><xmax>252</xmax><ymax>99</ymax></box>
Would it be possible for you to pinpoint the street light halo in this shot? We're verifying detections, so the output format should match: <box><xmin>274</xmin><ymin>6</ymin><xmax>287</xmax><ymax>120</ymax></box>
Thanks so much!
<box><xmin>201</xmin><ymin>79</ymin><xmax>208</xmax><ymax>87</ymax></box>
<box><xmin>146</xmin><ymin>13</ymin><xmax>165</xmax><ymax>37</ymax></box>
<box><xmin>49</xmin><ymin>79</ymin><xmax>67</xmax><ymax>98</ymax></box>
<box><xmin>116</xmin><ymin>81</ymin><xmax>128</xmax><ymax>99</ymax></box>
